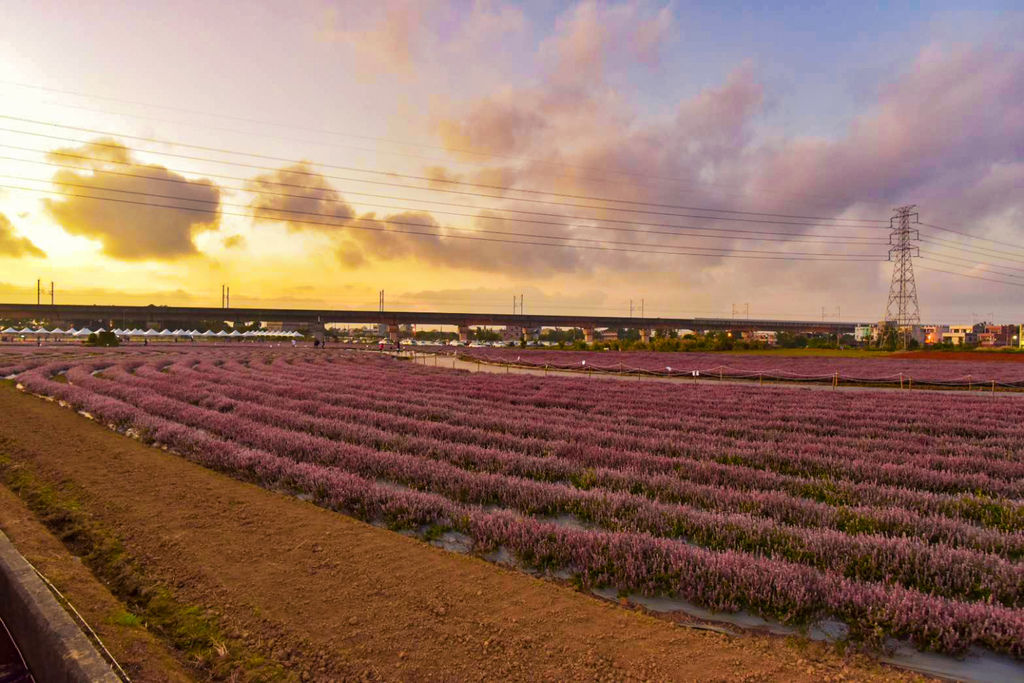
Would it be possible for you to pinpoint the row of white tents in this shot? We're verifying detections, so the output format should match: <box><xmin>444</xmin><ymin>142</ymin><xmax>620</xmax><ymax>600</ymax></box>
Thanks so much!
<box><xmin>2</xmin><ymin>327</ymin><xmax>304</xmax><ymax>338</ymax></box>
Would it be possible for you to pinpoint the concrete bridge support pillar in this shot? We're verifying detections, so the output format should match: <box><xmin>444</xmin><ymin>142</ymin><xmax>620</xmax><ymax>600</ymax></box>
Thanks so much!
<box><xmin>306</xmin><ymin>321</ymin><xmax>326</xmax><ymax>341</ymax></box>
<box><xmin>387</xmin><ymin>324</ymin><xmax>401</xmax><ymax>343</ymax></box>
<box><xmin>639</xmin><ymin>328</ymin><xmax>651</xmax><ymax>343</ymax></box>
<box><xmin>458</xmin><ymin>325</ymin><xmax>471</xmax><ymax>343</ymax></box>
<box><xmin>583</xmin><ymin>326</ymin><xmax>595</xmax><ymax>344</ymax></box>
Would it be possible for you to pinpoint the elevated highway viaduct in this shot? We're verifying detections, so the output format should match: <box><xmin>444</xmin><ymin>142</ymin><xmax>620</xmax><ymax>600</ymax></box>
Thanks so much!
<box><xmin>0</xmin><ymin>303</ymin><xmax>866</xmax><ymax>343</ymax></box>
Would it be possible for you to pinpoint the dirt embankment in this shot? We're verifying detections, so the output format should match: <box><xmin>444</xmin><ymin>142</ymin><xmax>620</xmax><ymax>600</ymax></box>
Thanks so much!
<box><xmin>0</xmin><ymin>385</ymin><xmax>914</xmax><ymax>681</ymax></box>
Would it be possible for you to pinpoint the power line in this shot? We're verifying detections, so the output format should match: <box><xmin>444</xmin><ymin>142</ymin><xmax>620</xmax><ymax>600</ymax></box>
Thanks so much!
<box><xmin>0</xmin><ymin>182</ymin><xmax>886</xmax><ymax>262</ymax></box>
<box><xmin>917</xmin><ymin>261</ymin><xmax>1024</xmax><ymax>289</ymax></box>
<box><xmin>3</xmin><ymin>174</ymin><xmax>880</xmax><ymax>256</ymax></box>
<box><xmin>0</xmin><ymin>128</ymin><xmax>893</xmax><ymax>234</ymax></box>
<box><xmin>1</xmin><ymin>143</ymin><xmax>888</xmax><ymax>239</ymax></box>
<box><xmin>0</xmin><ymin>151</ymin><xmax>889</xmax><ymax>247</ymax></box>
<box><xmin>919</xmin><ymin>221</ymin><xmax>1024</xmax><ymax>252</ymax></box>
<box><xmin>919</xmin><ymin>235</ymin><xmax>1024</xmax><ymax>265</ymax></box>
<box><xmin>0</xmin><ymin>115</ymin><xmax>890</xmax><ymax>226</ymax></box>
<box><xmin>0</xmin><ymin>78</ymin><xmax>881</xmax><ymax>210</ymax></box>
<box><xmin>919</xmin><ymin>251</ymin><xmax>1024</xmax><ymax>278</ymax></box>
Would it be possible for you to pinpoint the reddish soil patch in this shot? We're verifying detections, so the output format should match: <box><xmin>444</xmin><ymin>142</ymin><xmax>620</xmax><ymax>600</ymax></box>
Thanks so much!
<box><xmin>0</xmin><ymin>385</ymin><xmax>916</xmax><ymax>681</ymax></box>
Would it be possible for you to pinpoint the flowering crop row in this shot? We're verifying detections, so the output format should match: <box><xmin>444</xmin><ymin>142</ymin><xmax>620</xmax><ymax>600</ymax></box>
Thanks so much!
<box><xmin>459</xmin><ymin>348</ymin><xmax>1024</xmax><ymax>386</ymax></box>
<box><xmin>7</xmin><ymin>348</ymin><xmax>1024</xmax><ymax>658</ymax></box>
<box><xmin>128</xmin><ymin>359</ymin><xmax>1023</xmax><ymax>558</ymax></box>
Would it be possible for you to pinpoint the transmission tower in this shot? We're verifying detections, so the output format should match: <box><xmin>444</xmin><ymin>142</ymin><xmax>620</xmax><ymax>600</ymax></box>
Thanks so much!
<box><xmin>884</xmin><ymin>204</ymin><xmax>920</xmax><ymax>348</ymax></box>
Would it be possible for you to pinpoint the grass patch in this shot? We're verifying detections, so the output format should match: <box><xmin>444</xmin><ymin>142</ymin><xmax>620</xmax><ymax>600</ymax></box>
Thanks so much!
<box><xmin>0</xmin><ymin>453</ymin><xmax>288</xmax><ymax>680</ymax></box>
<box><xmin>112</xmin><ymin>610</ymin><xmax>142</xmax><ymax>628</ymax></box>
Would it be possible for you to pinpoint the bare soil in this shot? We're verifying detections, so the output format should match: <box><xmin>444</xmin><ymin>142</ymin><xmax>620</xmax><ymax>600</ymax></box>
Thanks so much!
<box><xmin>0</xmin><ymin>485</ymin><xmax>191</xmax><ymax>682</ymax></box>
<box><xmin>0</xmin><ymin>384</ymin><xmax>917</xmax><ymax>681</ymax></box>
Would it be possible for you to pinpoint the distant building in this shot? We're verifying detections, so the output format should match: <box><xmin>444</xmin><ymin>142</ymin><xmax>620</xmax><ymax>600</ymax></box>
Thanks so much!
<box><xmin>900</xmin><ymin>325</ymin><xmax>926</xmax><ymax>345</ymax></box>
<box><xmin>921</xmin><ymin>325</ymin><xmax>948</xmax><ymax>345</ymax></box>
<box><xmin>942</xmin><ymin>325</ymin><xmax>977</xmax><ymax>346</ymax></box>
<box><xmin>854</xmin><ymin>324</ymin><xmax>873</xmax><ymax>342</ymax></box>
<box><xmin>977</xmin><ymin>332</ymin><xmax>997</xmax><ymax>347</ymax></box>
<box><xmin>983</xmin><ymin>324</ymin><xmax>1017</xmax><ymax>347</ymax></box>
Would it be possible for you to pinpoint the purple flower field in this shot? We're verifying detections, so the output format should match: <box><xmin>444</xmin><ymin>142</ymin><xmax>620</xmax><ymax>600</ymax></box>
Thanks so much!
<box><xmin>457</xmin><ymin>348</ymin><xmax>1024</xmax><ymax>386</ymax></box>
<box><xmin>4</xmin><ymin>346</ymin><xmax>1023</xmax><ymax>659</ymax></box>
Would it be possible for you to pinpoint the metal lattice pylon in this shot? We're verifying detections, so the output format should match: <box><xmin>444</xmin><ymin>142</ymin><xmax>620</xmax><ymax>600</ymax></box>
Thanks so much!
<box><xmin>885</xmin><ymin>205</ymin><xmax>920</xmax><ymax>343</ymax></box>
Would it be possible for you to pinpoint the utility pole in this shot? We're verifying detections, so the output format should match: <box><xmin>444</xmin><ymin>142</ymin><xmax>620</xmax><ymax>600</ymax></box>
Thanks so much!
<box><xmin>519</xmin><ymin>293</ymin><xmax>523</xmax><ymax>316</ymax></box>
<box><xmin>50</xmin><ymin>282</ymin><xmax>54</xmax><ymax>306</ymax></box>
<box><xmin>512</xmin><ymin>295</ymin><xmax>517</xmax><ymax>315</ymax></box>
<box><xmin>221</xmin><ymin>284</ymin><xmax>225</xmax><ymax>309</ymax></box>
<box><xmin>37</xmin><ymin>279</ymin><xmax>40</xmax><ymax>306</ymax></box>
<box><xmin>226</xmin><ymin>286</ymin><xmax>230</xmax><ymax>309</ymax></box>
<box><xmin>885</xmin><ymin>205</ymin><xmax>921</xmax><ymax>349</ymax></box>
<box><xmin>630</xmin><ymin>299</ymin><xmax>633</xmax><ymax>318</ymax></box>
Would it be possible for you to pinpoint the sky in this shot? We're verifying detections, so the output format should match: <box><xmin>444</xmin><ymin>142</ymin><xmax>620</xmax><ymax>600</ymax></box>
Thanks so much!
<box><xmin>0</xmin><ymin>0</ymin><xmax>1021</xmax><ymax>323</ymax></box>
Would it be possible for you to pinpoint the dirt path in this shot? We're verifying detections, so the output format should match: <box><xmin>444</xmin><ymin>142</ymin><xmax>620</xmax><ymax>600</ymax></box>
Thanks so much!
<box><xmin>0</xmin><ymin>384</ymin><xmax>914</xmax><ymax>681</ymax></box>
<box><xmin>0</xmin><ymin>485</ymin><xmax>191</xmax><ymax>682</ymax></box>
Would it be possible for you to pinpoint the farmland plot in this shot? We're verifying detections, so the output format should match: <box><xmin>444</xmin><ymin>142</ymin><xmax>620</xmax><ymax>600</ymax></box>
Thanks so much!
<box><xmin>7</xmin><ymin>347</ymin><xmax>1024</xmax><ymax>661</ymax></box>
<box><xmin>458</xmin><ymin>348</ymin><xmax>1024</xmax><ymax>387</ymax></box>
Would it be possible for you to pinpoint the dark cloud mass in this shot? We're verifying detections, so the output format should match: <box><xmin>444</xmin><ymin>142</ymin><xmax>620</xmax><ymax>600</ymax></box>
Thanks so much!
<box><xmin>0</xmin><ymin>212</ymin><xmax>45</xmax><ymax>258</ymax></box>
<box><xmin>247</xmin><ymin>164</ymin><xmax>587</xmax><ymax>275</ymax></box>
<box><xmin>247</xmin><ymin>162</ymin><xmax>354</xmax><ymax>231</ymax></box>
<box><xmin>43</xmin><ymin>138</ymin><xmax>220</xmax><ymax>260</ymax></box>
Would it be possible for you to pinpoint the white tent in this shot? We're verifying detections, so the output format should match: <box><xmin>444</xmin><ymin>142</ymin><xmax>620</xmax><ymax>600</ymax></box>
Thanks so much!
<box><xmin>50</xmin><ymin>327</ymin><xmax>67</xmax><ymax>335</ymax></box>
<box><xmin>199</xmin><ymin>330</ymin><xmax>217</xmax><ymax>337</ymax></box>
<box><xmin>228</xmin><ymin>330</ymin><xmax>243</xmax><ymax>337</ymax></box>
<box><xmin>171</xmin><ymin>329</ymin><xmax>185</xmax><ymax>336</ymax></box>
<box><xmin>158</xmin><ymin>329</ymin><xmax>175</xmax><ymax>337</ymax></box>
<box><xmin>1</xmin><ymin>327</ymin><xmax>17</xmax><ymax>334</ymax></box>
<box><xmin>95</xmin><ymin>328</ymin><xmax>106</xmax><ymax>333</ymax></box>
<box><xmin>215</xmin><ymin>330</ymin><xmax>229</xmax><ymax>337</ymax></box>
<box><xmin>73</xmin><ymin>328</ymin><xmax>93</xmax><ymax>337</ymax></box>
<box><xmin>17</xmin><ymin>327</ymin><xmax>34</xmax><ymax>334</ymax></box>
<box><xmin>143</xmin><ymin>329</ymin><xmax>160</xmax><ymax>336</ymax></box>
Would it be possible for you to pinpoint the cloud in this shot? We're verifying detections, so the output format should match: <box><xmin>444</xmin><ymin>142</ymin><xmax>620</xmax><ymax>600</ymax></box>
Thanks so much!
<box><xmin>748</xmin><ymin>44</ymin><xmax>1024</xmax><ymax>222</ymax></box>
<box><xmin>43</xmin><ymin>138</ymin><xmax>220</xmax><ymax>260</ymax></box>
<box><xmin>294</xmin><ymin>12</ymin><xmax>1024</xmax><ymax>316</ymax></box>
<box><xmin>0</xmin><ymin>212</ymin><xmax>45</xmax><ymax>258</ymax></box>
<box><xmin>436</xmin><ymin>94</ymin><xmax>548</xmax><ymax>158</ymax></box>
<box><xmin>335</xmin><ymin>209</ymin><xmax>599</xmax><ymax>275</ymax></box>
<box><xmin>222</xmin><ymin>234</ymin><xmax>246</xmax><ymax>249</ymax></box>
<box><xmin>247</xmin><ymin>162</ymin><xmax>354</xmax><ymax>231</ymax></box>
<box><xmin>541</xmin><ymin>1</ymin><xmax>674</xmax><ymax>84</ymax></box>
<box><xmin>321</xmin><ymin>0</ymin><xmax>527</xmax><ymax>76</ymax></box>
<box><xmin>322</xmin><ymin>0</ymin><xmax>423</xmax><ymax>74</ymax></box>
<box><xmin>246</xmin><ymin>163</ymin><xmax>590</xmax><ymax>274</ymax></box>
